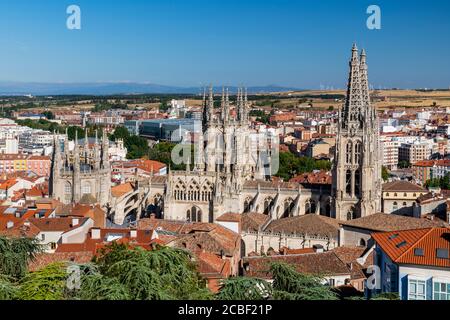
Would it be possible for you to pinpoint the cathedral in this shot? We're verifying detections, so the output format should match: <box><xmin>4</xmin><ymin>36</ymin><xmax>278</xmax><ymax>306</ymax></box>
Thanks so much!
<box><xmin>50</xmin><ymin>129</ymin><xmax>111</xmax><ymax>207</ymax></box>
<box><xmin>50</xmin><ymin>44</ymin><xmax>381</xmax><ymax>226</ymax></box>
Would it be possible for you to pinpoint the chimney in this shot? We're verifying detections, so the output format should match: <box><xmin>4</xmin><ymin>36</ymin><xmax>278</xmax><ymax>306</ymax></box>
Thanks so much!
<box><xmin>130</xmin><ymin>229</ymin><xmax>137</xmax><ymax>238</ymax></box>
<box><xmin>6</xmin><ymin>221</ymin><xmax>14</xmax><ymax>229</ymax></box>
<box><xmin>24</xmin><ymin>221</ymin><xmax>30</xmax><ymax>227</ymax></box>
<box><xmin>91</xmin><ymin>228</ymin><xmax>101</xmax><ymax>239</ymax></box>
<box><xmin>72</xmin><ymin>218</ymin><xmax>80</xmax><ymax>227</ymax></box>
<box><xmin>313</xmin><ymin>244</ymin><xmax>324</xmax><ymax>253</ymax></box>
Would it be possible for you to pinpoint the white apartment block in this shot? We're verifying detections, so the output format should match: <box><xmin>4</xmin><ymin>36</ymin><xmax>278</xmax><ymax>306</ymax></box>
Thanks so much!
<box><xmin>380</xmin><ymin>138</ymin><xmax>399</xmax><ymax>170</ymax></box>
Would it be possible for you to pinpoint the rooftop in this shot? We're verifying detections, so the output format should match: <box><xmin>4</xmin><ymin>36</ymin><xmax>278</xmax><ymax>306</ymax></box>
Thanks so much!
<box><xmin>340</xmin><ymin>213</ymin><xmax>448</xmax><ymax>232</ymax></box>
<box><xmin>372</xmin><ymin>227</ymin><xmax>450</xmax><ymax>268</ymax></box>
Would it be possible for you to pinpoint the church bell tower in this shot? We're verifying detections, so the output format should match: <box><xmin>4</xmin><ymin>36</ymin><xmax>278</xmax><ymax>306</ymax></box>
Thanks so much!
<box><xmin>332</xmin><ymin>44</ymin><xmax>382</xmax><ymax>220</ymax></box>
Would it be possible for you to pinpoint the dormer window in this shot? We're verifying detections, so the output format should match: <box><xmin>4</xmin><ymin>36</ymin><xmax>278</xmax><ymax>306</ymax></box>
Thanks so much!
<box><xmin>436</xmin><ymin>248</ymin><xmax>449</xmax><ymax>259</ymax></box>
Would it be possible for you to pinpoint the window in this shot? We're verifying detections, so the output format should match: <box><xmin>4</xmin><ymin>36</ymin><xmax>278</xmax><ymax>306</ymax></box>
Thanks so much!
<box><xmin>65</xmin><ymin>183</ymin><xmax>71</xmax><ymax>194</ymax></box>
<box><xmin>393</xmin><ymin>202</ymin><xmax>398</xmax><ymax>211</ymax></box>
<box><xmin>436</xmin><ymin>248</ymin><xmax>449</xmax><ymax>259</ymax></box>
<box><xmin>82</xmin><ymin>183</ymin><xmax>91</xmax><ymax>195</ymax></box>
<box><xmin>41</xmin><ymin>234</ymin><xmax>45</xmax><ymax>241</ymax></box>
<box><xmin>346</xmin><ymin>142</ymin><xmax>352</xmax><ymax>164</ymax></box>
<box><xmin>409</xmin><ymin>279</ymin><xmax>426</xmax><ymax>300</ymax></box>
<box><xmin>434</xmin><ymin>282</ymin><xmax>450</xmax><ymax>300</ymax></box>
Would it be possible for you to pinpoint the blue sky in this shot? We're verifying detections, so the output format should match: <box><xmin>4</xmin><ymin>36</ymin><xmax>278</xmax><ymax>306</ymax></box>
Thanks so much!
<box><xmin>0</xmin><ymin>0</ymin><xmax>449</xmax><ymax>89</ymax></box>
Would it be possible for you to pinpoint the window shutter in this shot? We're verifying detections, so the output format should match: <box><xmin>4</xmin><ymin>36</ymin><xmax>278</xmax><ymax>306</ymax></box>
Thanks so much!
<box><xmin>426</xmin><ymin>278</ymin><xmax>433</xmax><ymax>300</ymax></box>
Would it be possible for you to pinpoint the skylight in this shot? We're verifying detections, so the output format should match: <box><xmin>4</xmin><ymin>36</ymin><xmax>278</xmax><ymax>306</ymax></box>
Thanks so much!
<box><xmin>389</xmin><ymin>234</ymin><xmax>399</xmax><ymax>240</ymax></box>
<box><xmin>414</xmin><ymin>248</ymin><xmax>424</xmax><ymax>256</ymax></box>
<box><xmin>396</xmin><ymin>241</ymin><xmax>407</xmax><ymax>248</ymax></box>
<box><xmin>436</xmin><ymin>248</ymin><xmax>449</xmax><ymax>259</ymax></box>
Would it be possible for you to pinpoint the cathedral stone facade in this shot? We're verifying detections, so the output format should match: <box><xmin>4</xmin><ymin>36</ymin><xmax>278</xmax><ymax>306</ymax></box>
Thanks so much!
<box><xmin>332</xmin><ymin>44</ymin><xmax>382</xmax><ymax>220</ymax></box>
<box><xmin>51</xmin><ymin>44</ymin><xmax>381</xmax><ymax>226</ymax></box>
<box><xmin>50</xmin><ymin>130</ymin><xmax>111</xmax><ymax>207</ymax></box>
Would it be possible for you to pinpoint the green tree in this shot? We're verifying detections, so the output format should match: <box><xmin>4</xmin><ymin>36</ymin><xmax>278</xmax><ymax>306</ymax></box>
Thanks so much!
<box><xmin>0</xmin><ymin>236</ymin><xmax>42</xmax><ymax>280</ymax></box>
<box><xmin>0</xmin><ymin>275</ymin><xmax>18</xmax><ymax>300</ymax></box>
<box><xmin>110</xmin><ymin>126</ymin><xmax>149</xmax><ymax>159</ymax></box>
<box><xmin>217</xmin><ymin>277</ymin><xmax>272</xmax><ymax>300</ymax></box>
<box><xmin>89</xmin><ymin>243</ymin><xmax>212</xmax><ymax>300</ymax></box>
<box><xmin>275</xmin><ymin>152</ymin><xmax>332</xmax><ymax>181</ymax></box>
<box><xmin>17</xmin><ymin>263</ymin><xmax>68</xmax><ymax>300</ymax></box>
<box><xmin>42</xmin><ymin>111</ymin><xmax>55</xmax><ymax>120</ymax></box>
<box><xmin>382</xmin><ymin>166</ymin><xmax>390</xmax><ymax>181</ymax></box>
<box><xmin>398</xmin><ymin>160</ymin><xmax>411</xmax><ymax>169</ymax></box>
<box><xmin>270</xmin><ymin>262</ymin><xmax>338</xmax><ymax>300</ymax></box>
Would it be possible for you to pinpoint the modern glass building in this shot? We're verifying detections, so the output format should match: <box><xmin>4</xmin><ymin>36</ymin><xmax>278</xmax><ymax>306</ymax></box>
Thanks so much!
<box><xmin>124</xmin><ymin>118</ymin><xmax>200</xmax><ymax>142</ymax></box>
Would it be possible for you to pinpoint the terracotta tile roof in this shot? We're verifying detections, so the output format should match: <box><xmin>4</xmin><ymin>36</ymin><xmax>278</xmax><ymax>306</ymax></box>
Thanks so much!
<box><xmin>412</xmin><ymin>160</ymin><xmax>436</xmax><ymax>167</ymax></box>
<box><xmin>27</xmin><ymin>155</ymin><xmax>51</xmax><ymax>161</ymax></box>
<box><xmin>137</xmin><ymin>218</ymin><xmax>187</xmax><ymax>233</ymax></box>
<box><xmin>0</xmin><ymin>179</ymin><xmax>18</xmax><ymax>190</ymax></box>
<box><xmin>331</xmin><ymin>246</ymin><xmax>371</xmax><ymax>280</ymax></box>
<box><xmin>413</xmin><ymin>160</ymin><xmax>450</xmax><ymax>168</ymax></box>
<box><xmin>28</xmin><ymin>252</ymin><xmax>93</xmax><ymax>272</ymax></box>
<box><xmin>340</xmin><ymin>213</ymin><xmax>448</xmax><ymax>232</ymax></box>
<box><xmin>0</xmin><ymin>216</ymin><xmax>40</xmax><ymax>238</ymax></box>
<box><xmin>289</xmin><ymin>171</ymin><xmax>332</xmax><ymax>185</ymax></box>
<box><xmin>216</xmin><ymin>212</ymin><xmax>242</xmax><ymax>223</ymax></box>
<box><xmin>56</xmin><ymin>228</ymin><xmax>157</xmax><ymax>255</ymax></box>
<box><xmin>195</xmin><ymin>251</ymin><xmax>231</xmax><ymax>278</ymax></box>
<box><xmin>243</xmin><ymin>251</ymin><xmax>351</xmax><ymax>279</ymax></box>
<box><xmin>281</xmin><ymin>247</ymin><xmax>315</xmax><ymax>255</ymax></box>
<box><xmin>382</xmin><ymin>180</ymin><xmax>427</xmax><ymax>192</ymax></box>
<box><xmin>264</xmin><ymin>214</ymin><xmax>341</xmax><ymax>238</ymax></box>
<box><xmin>171</xmin><ymin>224</ymin><xmax>240</xmax><ymax>257</ymax></box>
<box><xmin>26</xmin><ymin>184</ymin><xmax>48</xmax><ymax>197</ymax></box>
<box><xmin>111</xmin><ymin>182</ymin><xmax>134</xmax><ymax>198</ymax></box>
<box><xmin>27</xmin><ymin>217</ymin><xmax>90</xmax><ymax>232</ymax></box>
<box><xmin>241</xmin><ymin>212</ymin><xmax>271</xmax><ymax>232</ymax></box>
<box><xmin>128</xmin><ymin>159</ymin><xmax>167</xmax><ymax>172</ymax></box>
<box><xmin>372</xmin><ymin>228</ymin><xmax>450</xmax><ymax>268</ymax></box>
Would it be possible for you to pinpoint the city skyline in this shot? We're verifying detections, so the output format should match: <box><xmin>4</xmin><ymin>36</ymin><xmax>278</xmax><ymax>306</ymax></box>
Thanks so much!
<box><xmin>1</xmin><ymin>0</ymin><xmax>450</xmax><ymax>90</ymax></box>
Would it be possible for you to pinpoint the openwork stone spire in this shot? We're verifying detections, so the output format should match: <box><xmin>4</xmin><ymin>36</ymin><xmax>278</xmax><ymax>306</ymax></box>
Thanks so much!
<box><xmin>342</xmin><ymin>43</ymin><xmax>363</xmax><ymax>129</ymax></box>
<box><xmin>333</xmin><ymin>44</ymin><xmax>381</xmax><ymax>221</ymax></box>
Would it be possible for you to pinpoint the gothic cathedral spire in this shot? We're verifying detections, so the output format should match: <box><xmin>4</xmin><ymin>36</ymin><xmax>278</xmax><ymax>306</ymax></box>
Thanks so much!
<box><xmin>332</xmin><ymin>44</ymin><xmax>381</xmax><ymax>221</ymax></box>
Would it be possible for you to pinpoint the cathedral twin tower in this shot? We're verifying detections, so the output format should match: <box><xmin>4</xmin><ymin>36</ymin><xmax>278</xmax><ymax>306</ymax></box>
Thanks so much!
<box><xmin>332</xmin><ymin>44</ymin><xmax>382</xmax><ymax>220</ymax></box>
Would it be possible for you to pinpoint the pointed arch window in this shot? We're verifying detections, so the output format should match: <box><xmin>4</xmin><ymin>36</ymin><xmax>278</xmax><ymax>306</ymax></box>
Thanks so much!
<box><xmin>354</xmin><ymin>169</ymin><xmax>361</xmax><ymax>196</ymax></box>
<box><xmin>354</xmin><ymin>142</ymin><xmax>362</xmax><ymax>164</ymax></box>
<box><xmin>283</xmin><ymin>198</ymin><xmax>294</xmax><ymax>218</ymax></box>
<box><xmin>346</xmin><ymin>170</ymin><xmax>352</xmax><ymax>196</ymax></box>
<box><xmin>187</xmin><ymin>206</ymin><xmax>202</xmax><ymax>222</ymax></box>
<box><xmin>346</xmin><ymin>142</ymin><xmax>353</xmax><ymax>164</ymax></box>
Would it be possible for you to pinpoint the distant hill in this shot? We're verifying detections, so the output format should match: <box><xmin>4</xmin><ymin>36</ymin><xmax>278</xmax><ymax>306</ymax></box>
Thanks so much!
<box><xmin>0</xmin><ymin>82</ymin><xmax>301</xmax><ymax>96</ymax></box>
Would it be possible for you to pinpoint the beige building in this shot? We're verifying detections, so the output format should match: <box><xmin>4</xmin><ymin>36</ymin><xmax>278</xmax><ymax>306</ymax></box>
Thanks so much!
<box><xmin>382</xmin><ymin>180</ymin><xmax>427</xmax><ymax>215</ymax></box>
<box><xmin>399</xmin><ymin>142</ymin><xmax>432</xmax><ymax>164</ymax></box>
<box><xmin>306</xmin><ymin>139</ymin><xmax>332</xmax><ymax>158</ymax></box>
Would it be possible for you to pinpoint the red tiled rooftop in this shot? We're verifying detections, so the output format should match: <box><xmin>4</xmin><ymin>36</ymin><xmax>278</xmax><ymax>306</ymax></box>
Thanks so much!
<box><xmin>372</xmin><ymin>227</ymin><xmax>450</xmax><ymax>268</ymax></box>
